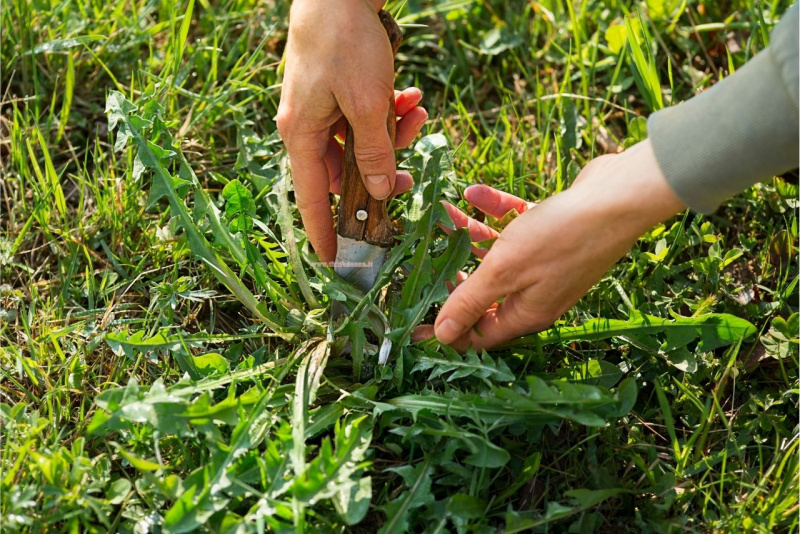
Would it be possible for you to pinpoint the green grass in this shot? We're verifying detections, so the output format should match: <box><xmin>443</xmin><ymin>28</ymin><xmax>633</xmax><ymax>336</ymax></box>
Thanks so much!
<box><xmin>1</xmin><ymin>0</ymin><xmax>797</xmax><ymax>532</ymax></box>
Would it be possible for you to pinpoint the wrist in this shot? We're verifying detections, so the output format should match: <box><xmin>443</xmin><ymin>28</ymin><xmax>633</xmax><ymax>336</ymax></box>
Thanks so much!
<box><xmin>576</xmin><ymin>139</ymin><xmax>685</xmax><ymax>238</ymax></box>
<box><xmin>292</xmin><ymin>0</ymin><xmax>383</xmax><ymax>13</ymax></box>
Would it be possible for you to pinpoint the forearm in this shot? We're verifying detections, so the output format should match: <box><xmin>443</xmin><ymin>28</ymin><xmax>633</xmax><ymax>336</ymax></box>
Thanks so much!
<box><xmin>648</xmin><ymin>4</ymin><xmax>799</xmax><ymax>214</ymax></box>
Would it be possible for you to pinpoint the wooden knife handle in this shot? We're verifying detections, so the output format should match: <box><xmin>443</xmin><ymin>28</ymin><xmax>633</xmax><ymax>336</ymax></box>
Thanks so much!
<box><xmin>337</xmin><ymin>10</ymin><xmax>403</xmax><ymax>247</ymax></box>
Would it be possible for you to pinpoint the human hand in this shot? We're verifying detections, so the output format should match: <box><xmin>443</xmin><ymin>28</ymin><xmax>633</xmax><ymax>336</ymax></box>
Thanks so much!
<box><xmin>276</xmin><ymin>0</ymin><xmax>428</xmax><ymax>262</ymax></box>
<box><xmin>433</xmin><ymin>139</ymin><xmax>686</xmax><ymax>351</ymax></box>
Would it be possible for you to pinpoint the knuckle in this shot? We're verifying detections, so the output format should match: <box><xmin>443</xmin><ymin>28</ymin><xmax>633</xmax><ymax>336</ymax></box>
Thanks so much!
<box><xmin>349</xmin><ymin>93</ymin><xmax>390</xmax><ymax>119</ymax></box>
<box><xmin>275</xmin><ymin>108</ymin><xmax>293</xmax><ymax>138</ymax></box>
<box><xmin>482</xmin><ymin>251</ymin><xmax>515</xmax><ymax>285</ymax></box>
<box><xmin>353</xmin><ymin>144</ymin><xmax>389</xmax><ymax>165</ymax></box>
<box><xmin>295</xmin><ymin>195</ymin><xmax>332</xmax><ymax>213</ymax></box>
<box><xmin>316</xmin><ymin>222</ymin><xmax>338</xmax><ymax>247</ymax></box>
<box><xmin>456</xmin><ymin>290</ymin><xmax>488</xmax><ymax>317</ymax></box>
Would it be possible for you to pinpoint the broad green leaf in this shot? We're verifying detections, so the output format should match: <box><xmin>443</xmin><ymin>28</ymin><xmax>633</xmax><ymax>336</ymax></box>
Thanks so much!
<box><xmin>570</xmin><ymin>359</ymin><xmax>623</xmax><ymax>388</ymax></box>
<box><xmin>413</xmin><ymin>133</ymin><xmax>448</xmax><ymax>157</ymax></box>
<box><xmin>665</xmin><ymin>346</ymin><xmax>697</xmax><ymax>372</ymax></box>
<box><xmin>412</xmin><ymin>346</ymin><xmax>515</xmax><ymax>383</ymax></box>
<box><xmin>380</xmin><ymin>459</ymin><xmax>435</xmax><ymax>534</ymax></box>
<box><xmin>332</xmin><ymin>476</ymin><xmax>372</xmax><ymax>526</ymax></box>
<box><xmin>464</xmin><ymin>439</ymin><xmax>510</xmax><ymax>468</ymax></box>
<box><xmin>479</xmin><ymin>26</ymin><xmax>522</xmax><ymax>55</ymax></box>
<box><xmin>115</xmin><ymin>445</ymin><xmax>165</xmax><ymax>471</ymax></box>
<box><xmin>221</xmin><ymin>179</ymin><xmax>255</xmax><ymax>233</ymax></box>
<box><xmin>105</xmin><ymin>329</ymin><xmax>188</xmax><ymax>358</ymax></box>
<box><xmin>447</xmin><ymin>494</ymin><xmax>486</xmax><ymax>520</ymax></box>
<box><xmin>646</xmin><ymin>0</ymin><xmax>686</xmax><ymax>23</ymax></box>
<box><xmin>291</xmin><ymin>339</ymin><xmax>330</xmax><ymax>478</ymax></box>
<box><xmin>163</xmin><ymin>389</ymin><xmax>274</xmax><ymax>532</ymax></box>
<box><xmin>293</xmin><ymin>415</ymin><xmax>372</xmax><ymax>521</ymax></box>
<box><xmin>565</xmin><ymin>487</ymin><xmax>626</xmax><ymax>508</ymax></box>
<box><xmin>605</xmin><ymin>23</ymin><xmax>627</xmax><ymax>55</ymax></box>
<box><xmin>192</xmin><ymin>352</ymin><xmax>229</xmax><ymax>376</ymax></box>
<box><xmin>627</xmin><ymin>116</ymin><xmax>649</xmax><ymax>143</ymax></box>
<box><xmin>389</xmin><ymin>376</ymin><xmax>636</xmax><ymax>428</ymax></box>
<box><xmin>773</xmin><ymin>313</ymin><xmax>799</xmax><ymax>341</ymax></box>
<box><xmin>448</xmin><ymin>494</ymin><xmax>487</xmax><ymax>530</ymax></box>
<box><xmin>106</xmin><ymin>478</ymin><xmax>132</xmax><ymax>505</ymax></box>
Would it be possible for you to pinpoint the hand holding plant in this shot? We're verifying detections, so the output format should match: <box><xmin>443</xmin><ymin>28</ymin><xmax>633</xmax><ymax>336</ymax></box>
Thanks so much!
<box><xmin>435</xmin><ymin>139</ymin><xmax>686</xmax><ymax>350</ymax></box>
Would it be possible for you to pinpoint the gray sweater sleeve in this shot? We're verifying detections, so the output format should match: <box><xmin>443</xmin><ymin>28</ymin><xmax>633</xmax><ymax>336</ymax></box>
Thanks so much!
<box><xmin>648</xmin><ymin>4</ymin><xmax>799</xmax><ymax>214</ymax></box>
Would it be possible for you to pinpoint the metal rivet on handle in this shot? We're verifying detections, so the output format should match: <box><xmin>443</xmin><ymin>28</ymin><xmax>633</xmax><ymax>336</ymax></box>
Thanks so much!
<box><xmin>356</xmin><ymin>210</ymin><xmax>368</xmax><ymax>221</ymax></box>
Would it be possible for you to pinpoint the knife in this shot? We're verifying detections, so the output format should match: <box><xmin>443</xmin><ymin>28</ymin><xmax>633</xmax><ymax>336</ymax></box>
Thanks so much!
<box><xmin>334</xmin><ymin>11</ymin><xmax>403</xmax><ymax>299</ymax></box>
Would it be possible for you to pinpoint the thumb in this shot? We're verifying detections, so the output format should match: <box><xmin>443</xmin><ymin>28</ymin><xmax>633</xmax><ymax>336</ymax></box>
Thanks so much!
<box><xmin>434</xmin><ymin>258</ymin><xmax>510</xmax><ymax>345</ymax></box>
<box><xmin>348</xmin><ymin>99</ymin><xmax>396</xmax><ymax>200</ymax></box>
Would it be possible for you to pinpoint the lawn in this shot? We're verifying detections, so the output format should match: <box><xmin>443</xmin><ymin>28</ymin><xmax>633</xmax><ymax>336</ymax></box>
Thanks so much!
<box><xmin>1</xmin><ymin>0</ymin><xmax>798</xmax><ymax>532</ymax></box>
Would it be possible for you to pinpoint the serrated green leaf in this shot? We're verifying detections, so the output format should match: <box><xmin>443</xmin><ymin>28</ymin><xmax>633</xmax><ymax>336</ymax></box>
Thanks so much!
<box><xmin>388</xmin><ymin>229</ymin><xmax>471</xmax><ymax>351</ymax></box>
<box><xmin>104</xmin><ymin>91</ymin><xmax>292</xmax><ymax>338</ymax></box>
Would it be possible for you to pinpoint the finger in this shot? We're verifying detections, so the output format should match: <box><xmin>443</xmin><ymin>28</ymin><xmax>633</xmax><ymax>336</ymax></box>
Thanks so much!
<box><xmin>347</xmin><ymin>98</ymin><xmax>396</xmax><ymax>200</ymax></box>
<box><xmin>434</xmin><ymin>256</ymin><xmax>510</xmax><ymax>345</ymax></box>
<box><xmin>338</xmin><ymin>103</ymin><xmax>425</xmax><ymax>151</ymax></box>
<box><xmin>285</xmin><ymin>133</ymin><xmax>338</xmax><ymax>263</ymax></box>
<box><xmin>395</xmin><ymin>107</ymin><xmax>428</xmax><ymax>148</ymax></box>
<box><xmin>464</xmin><ymin>185</ymin><xmax>533</xmax><ymax>219</ymax></box>
<box><xmin>461</xmin><ymin>294</ymin><xmax>536</xmax><ymax>351</ymax></box>
<box><xmin>411</xmin><ymin>324</ymin><xmax>435</xmax><ymax>343</ymax></box>
<box><xmin>394</xmin><ymin>87</ymin><xmax>423</xmax><ymax>116</ymax></box>
<box><xmin>440</xmin><ymin>201</ymin><xmax>499</xmax><ymax>258</ymax></box>
<box><xmin>445</xmin><ymin>270</ymin><xmax>469</xmax><ymax>293</ymax></box>
<box><xmin>324</xmin><ymin>136</ymin><xmax>344</xmax><ymax>194</ymax></box>
<box><xmin>330</xmin><ymin>168</ymin><xmax>412</xmax><ymax>197</ymax></box>
<box><xmin>339</xmin><ymin>85</ymin><xmax>423</xmax><ymax>143</ymax></box>
<box><xmin>451</xmin><ymin>286</ymin><xmax>554</xmax><ymax>351</ymax></box>
<box><xmin>392</xmin><ymin>171</ymin><xmax>413</xmax><ymax>196</ymax></box>
<box><xmin>441</xmin><ymin>202</ymin><xmax>499</xmax><ymax>241</ymax></box>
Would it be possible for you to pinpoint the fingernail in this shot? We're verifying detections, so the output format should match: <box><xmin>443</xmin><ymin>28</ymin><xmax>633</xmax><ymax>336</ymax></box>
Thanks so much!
<box><xmin>366</xmin><ymin>175</ymin><xmax>391</xmax><ymax>199</ymax></box>
<box><xmin>435</xmin><ymin>319</ymin><xmax>464</xmax><ymax>344</ymax></box>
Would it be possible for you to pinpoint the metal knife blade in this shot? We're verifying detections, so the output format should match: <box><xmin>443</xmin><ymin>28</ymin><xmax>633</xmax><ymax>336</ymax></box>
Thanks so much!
<box><xmin>334</xmin><ymin>235</ymin><xmax>388</xmax><ymax>294</ymax></box>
